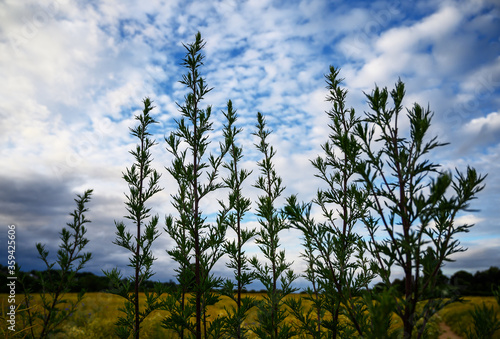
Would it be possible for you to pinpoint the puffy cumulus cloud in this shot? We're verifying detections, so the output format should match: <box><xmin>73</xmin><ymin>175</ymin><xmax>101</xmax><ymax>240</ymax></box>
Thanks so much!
<box><xmin>455</xmin><ymin>57</ymin><xmax>500</xmax><ymax>110</ymax></box>
<box><xmin>347</xmin><ymin>5</ymin><xmax>463</xmax><ymax>88</ymax></box>
<box><xmin>2</xmin><ymin>4</ymin><xmax>111</xmax><ymax>106</ymax></box>
<box><xmin>455</xmin><ymin>214</ymin><xmax>485</xmax><ymax>228</ymax></box>
<box><xmin>463</xmin><ymin>112</ymin><xmax>500</xmax><ymax>146</ymax></box>
<box><xmin>342</xmin><ymin>1</ymin><xmax>499</xmax><ymax>108</ymax></box>
<box><xmin>1</xmin><ymin>0</ymin><xmax>499</xmax><ymax>286</ymax></box>
<box><xmin>0</xmin><ymin>0</ymin><xmax>178</xmax><ymax>177</ymax></box>
<box><xmin>377</xmin><ymin>6</ymin><xmax>462</xmax><ymax>51</ymax></box>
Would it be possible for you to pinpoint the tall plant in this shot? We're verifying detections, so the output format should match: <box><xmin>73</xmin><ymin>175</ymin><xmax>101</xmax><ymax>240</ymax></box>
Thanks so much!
<box><xmin>19</xmin><ymin>189</ymin><xmax>93</xmax><ymax>338</ymax></box>
<box><xmin>220</xmin><ymin>100</ymin><xmax>256</xmax><ymax>339</ymax></box>
<box><xmin>354</xmin><ymin>78</ymin><xmax>486</xmax><ymax>338</ymax></box>
<box><xmin>285</xmin><ymin>66</ymin><xmax>374</xmax><ymax>338</ymax></box>
<box><xmin>162</xmin><ymin>32</ymin><xmax>229</xmax><ymax>339</ymax></box>
<box><xmin>250</xmin><ymin>112</ymin><xmax>297</xmax><ymax>339</ymax></box>
<box><xmin>104</xmin><ymin>97</ymin><xmax>164</xmax><ymax>339</ymax></box>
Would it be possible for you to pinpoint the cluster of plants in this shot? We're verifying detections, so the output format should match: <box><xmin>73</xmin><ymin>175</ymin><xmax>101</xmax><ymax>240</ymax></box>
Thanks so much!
<box><xmin>6</xmin><ymin>32</ymin><xmax>496</xmax><ymax>339</ymax></box>
<box><xmin>464</xmin><ymin>286</ymin><xmax>500</xmax><ymax>339</ymax></box>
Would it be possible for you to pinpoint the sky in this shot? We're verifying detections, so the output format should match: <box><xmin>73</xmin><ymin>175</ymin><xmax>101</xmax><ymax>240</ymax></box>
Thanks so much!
<box><xmin>1</xmin><ymin>0</ymin><xmax>499</xmax><ymax>290</ymax></box>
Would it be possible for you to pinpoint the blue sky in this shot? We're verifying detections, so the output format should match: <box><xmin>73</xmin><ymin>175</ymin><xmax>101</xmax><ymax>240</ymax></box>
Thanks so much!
<box><xmin>1</xmin><ymin>0</ymin><xmax>499</xmax><ymax>288</ymax></box>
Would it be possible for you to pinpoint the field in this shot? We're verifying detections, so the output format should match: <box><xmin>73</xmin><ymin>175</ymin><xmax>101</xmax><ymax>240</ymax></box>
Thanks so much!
<box><xmin>1</xmin><ymin>293</ymin><xmax>499</xmax><ymax>338</ymax></box>
<box><xmin>438</xmin><ymin>296</ymin><xmax>500</xmax><ymax>338</ymax></box>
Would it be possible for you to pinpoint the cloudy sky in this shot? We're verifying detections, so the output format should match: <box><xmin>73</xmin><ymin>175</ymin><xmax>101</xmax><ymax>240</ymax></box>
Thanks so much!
<box><xmin>1</xmin><ymin>0</ymin><xmax>499</xmax><ymax>289</ymax></box>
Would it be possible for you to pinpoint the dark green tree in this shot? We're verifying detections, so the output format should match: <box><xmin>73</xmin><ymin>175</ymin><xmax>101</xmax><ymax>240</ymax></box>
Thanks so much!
<box><xmin>250</xmin><ymin>112</ymin><xmax>297</xmax><ymax>339</ymax></box>
<box><xmin>19</xmin><ymin>189</ymin><xmax>93</xmax><ymax>338</ymax></box>
<box><xmin>354</xmin><ymin>77</ymin><xmax>486</xmax><ymax>338</ymax></box>
<box><xmin>220</xmin><ymin>100</ymin><xmax>256</xmax><ymax>339</ymax></box>
<box><xmin>103</xmin><ymin>97</ymin><xmax>164</xmax><ymax>339</ymax></box>
<box><xmin>162</xmin><ymin>32</ymin><xmax>229</xmax><ymax>339</ymax></box>
<box><xmin>285</xmin><ymin>66</ymin><xmax>375</xmax><ymax>338</ymax></box>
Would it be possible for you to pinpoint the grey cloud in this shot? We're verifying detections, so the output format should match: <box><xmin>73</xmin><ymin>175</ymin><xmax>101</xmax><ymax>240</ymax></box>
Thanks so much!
<box><xmin>0</xmin><ymin>174</ymin><xmax>84</xmax><ymax>271</ymax></box>
<box><xmin>445</xmin><ymin>245</ymin><xmax>500</xmax><ymax>274</ymax></box>
<box><xmin>0</xmin><ymin>174</ymin><xmax>77</xmax><ymax>222</ymax></box>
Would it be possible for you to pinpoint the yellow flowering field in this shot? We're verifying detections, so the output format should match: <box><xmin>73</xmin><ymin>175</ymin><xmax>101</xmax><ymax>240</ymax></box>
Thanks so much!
<box><xmin>1</xmin><ymin>293</ymin><xmax>498</xmax><ymax>338</ymax></box>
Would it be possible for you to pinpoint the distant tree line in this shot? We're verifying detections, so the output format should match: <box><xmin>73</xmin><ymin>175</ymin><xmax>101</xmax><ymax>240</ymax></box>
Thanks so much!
<box><xmin>0</xmin><ymin>265</ymin><xmax>172</xmax><ymax>293</ymax></box>
<box><xmin>372</xmin><ymin>266</ymin><xmax>500</xmax><ymax>297</ymax></box>
<box><xmin>449</xmin><ymin>266</ymin><xmax>500</xmax><ymax>296</ymax></box>
<box><xmin>2</xmin><ymin>264</ymin><xmax>498</xmax><ymax>296</ymax></box>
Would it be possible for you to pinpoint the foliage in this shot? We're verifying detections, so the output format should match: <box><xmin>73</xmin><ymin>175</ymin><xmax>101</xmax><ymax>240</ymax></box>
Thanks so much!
<box><xmin>4</xmin><ymin>34</ymin><xmax>492</xmax><ymax>339</ymax></box>
<box><xmin>440</xmin><ymin>296</ymin><xmax>500</xmax><ymax>338</ymax></box>
<box><xmin>219</xmin><ymin>100</ymin><xmax>257</xmax><ymax>338</ymax></box>
<box><xmin>494</xmin><ymin>285</ymin><xmax>500</xmax><ymax>305</ymax></box>
<box><xmin>353</xmin><ymin>74</ymin><xmax>486</xmax><ymax>338</ymax></box>
<box><xmin>162</xmin><ymin>31</ymin><xmax>229</xmax><ymax>339</ymax></box>
<box><xmin>0</xmin><ymin>265</ymin><xmax>178</xmax><ymax>294</ymax></box>
<box><xmin>464</xmin><ymin>285</ymin><xmax>500</xmax><ymax>339</ymax></box>
<box><xmin>285</xmin><ymin>66</ymin><xmax>375</xmax><ymax>338</ymax></box>
<box><xmin>103</xmin><ymin>97</ymin><xmax>165</xmax><ymax>339</ymax></box>
<box><xmin>249</xmin><ymin>112</ymin><xmax>298</xmax><ymax>339</ymax></box>
<box><xmin>18</xmin><ymin>189</ymin><xmax>93</xmax><ymax>338</ymax></box>
<box><xmin>284</xmin><ymin>65</ymin><xmax>486</xmax><ymax>338</ymax></box>
<box><xmin>465</xmin><ymin>303</ymin><xmax>500</xmax><ymax>339</ymax></box>
<box><xmin>452</xmin><ymin>267</ymin><xmax>500</xmax><ymax>296</ymax></box>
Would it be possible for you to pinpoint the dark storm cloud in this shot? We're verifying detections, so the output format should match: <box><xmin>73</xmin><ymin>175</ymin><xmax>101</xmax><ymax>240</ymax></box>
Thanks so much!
<box><xmin>0</xmin><ymin>172</ymin><xmax>175</xmax><ymax>280</ymax></box>
<box><xmin>0</xmin><ymin>175</ymin><xmax>77</xmax><ymax>218</ymax></box>
<box><xmin>445</xmin><ymin>244</ymin><xmax>500</xmax><ymax>273</ymax></box>
<box><xmin>0</xmin><ymin>173</ymin><xmax>84</xmax><ymax>271</ymax></box>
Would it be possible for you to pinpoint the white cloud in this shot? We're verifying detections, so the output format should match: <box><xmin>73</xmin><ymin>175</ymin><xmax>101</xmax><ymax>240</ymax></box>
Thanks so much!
<box><xmin>1</xmin><ymin>0</ymin><xmax>499</xmax><ymax>286</ymax></box>
<box><xmin>464</xmin><ymin>112</ymin><xmax>500</xmax><ymax>134</ymax></box>
<box><xmin>377</xmin><ymin>6</ymin><xmax>462</xmax><ymax>53</ymax></box>
<box><xmin>347</xmin><ymin>5</ymin><xmax>464</xmax><ymax>88</ymax></box>
<box><xmin>455</xmin><ymin>214</ymin><xmax>485</xmax><ymax>227</ymax></box>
